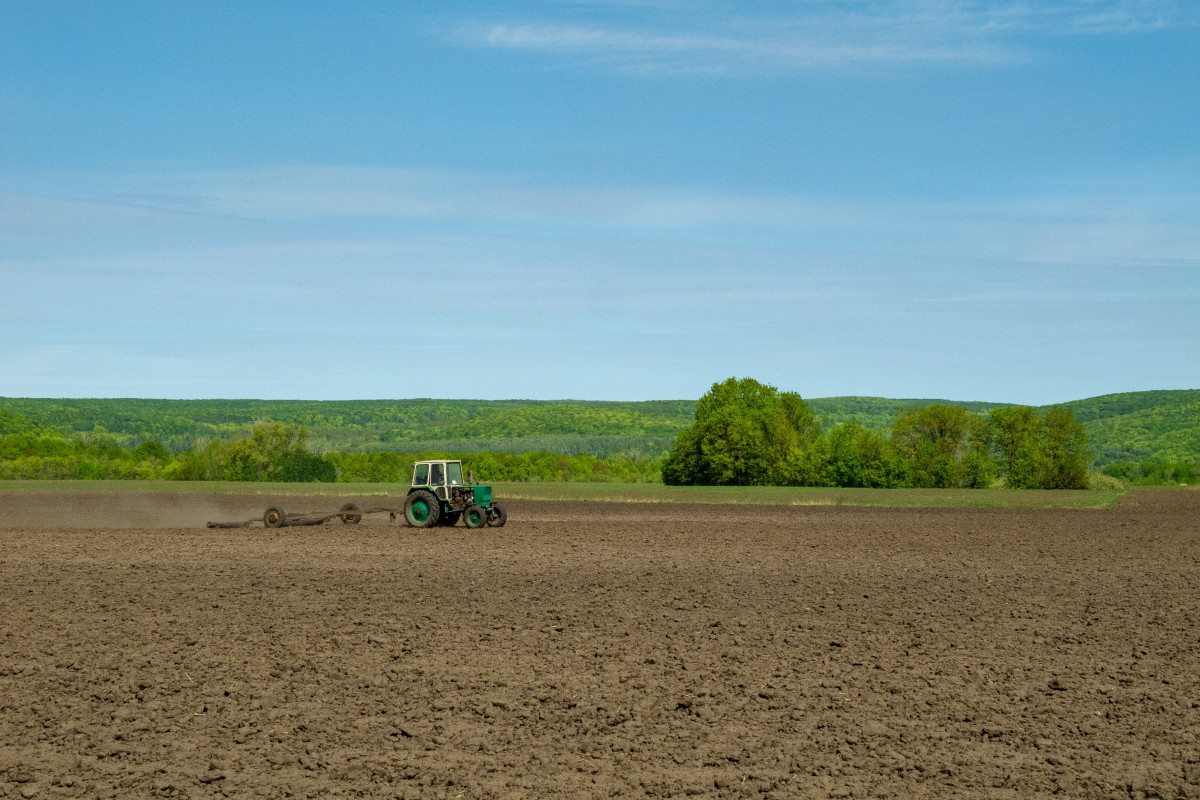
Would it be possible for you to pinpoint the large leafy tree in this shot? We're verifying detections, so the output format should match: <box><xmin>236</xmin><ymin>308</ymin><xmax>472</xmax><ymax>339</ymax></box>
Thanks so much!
<box><xmin>662</xmin><ymin>378</ymin><xmax>819</xmax><ymax>486</ymax></box>
<box><xmin>986</xmin><ymin>406</ymin><xmax>1044</xmax><ymax>488</ymax></box>
<box><xmin>986</xmin><ymin>406</ymin><xmax>1090</xmax><ymax>489</ymax></box>
<box><xmin>1039</xmin><ymin>407</ymin><xmax>1091</xmax><ymax>489</ymax></box>
<box><xmin>166</xmin><ymin>420</ymin><xmax>337</xmax><ymax>482</ymax></box>
<box><xmin>824</xmin><ymin>421</ymin><xmax>910</xmax><ymax>488</ymax></box>
<box><xmin>891</xmin><ymin>404</ymin><xmax>994</xmax><ymax>488</ymax></box>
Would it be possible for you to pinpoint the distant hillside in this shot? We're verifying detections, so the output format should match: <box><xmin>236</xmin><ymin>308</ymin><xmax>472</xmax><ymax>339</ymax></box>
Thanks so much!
<box><xmin>1058</xmin><ymin>390</ymin><xmax>1200</xmax><ymax>465</ymax></box>
<box><xmin>0</xmin><ymin>408</ymin><xmax>50</xmax><ymax>436</ymax></box>
<box><xmin>0</xmin><ymin>398</ymin><xmax>694</xmax><ymax>459</ymax></box>
<box><xmin>806</xmin><ymin>397</ymin><xmax>1016</xmax><ymax>430</ymax></box>
<box><xmin>1</xmin><ymin>390</ymin><xmax>1195</xmax><ymax>465</ymax></box>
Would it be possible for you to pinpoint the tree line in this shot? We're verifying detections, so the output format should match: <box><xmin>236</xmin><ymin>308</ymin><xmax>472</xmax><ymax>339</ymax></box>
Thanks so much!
<box><xmin>0</xmin><ymin>397</ymin><xmax>695</xmax><ymax>454</ymax></box>
<box><xmin>2</xmin><ymin>385</ymin><xmax>1191</xmax><ymax>488</ymax></box>
<box><xmin>5</xmin><ymin>390</ymin><xmax>1198</xmax><ymax>469</ymax></box>
<box><xmin>663</xmin><ymin>378</ymin><xmax>1093</xmax><ymax>489</ymax></box>
<box><xmin>1100</xmin><ymin>460</ymin><xmax>1197</xmax><ymax>486</ymax></box>
<box><xmin>0</xmin><ymin>422</ymin><xmax>663</xmax><ymax>483</ymax></box>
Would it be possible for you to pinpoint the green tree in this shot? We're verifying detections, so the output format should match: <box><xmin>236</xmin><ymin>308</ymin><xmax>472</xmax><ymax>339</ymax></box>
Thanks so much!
<box><xmin>892</xmin><ymin>404</ymin><xmax>994</xmax><ymax>488</ymax></box>
<box><xmin>134</xmin><ymin>439</ymin><xmax>171</xmax><ymax>462</ymax></box>
<box><xmin>986</xmin><ymin>407</ymin><xmax>1043</xmax><ymax>488</ymax></box>
<box><xmin>271</xmin><ymin>450</ymin><xmax>337</xmax><ymax>482</ymax></box>
<box><xmin>824</xmin><ymin>422</ymin><xmax>912</xmax><ymax>488</ymax></box>
<box><xmin>986</xmin><ymin>406</ymin><xmax>1090</xmax><ymax>489</ymax></box>
<box><xmin>161</xmin><ymin>420</ymin><xmax>331</xmax><ymax>482</ymax></box>
<box><xmin>663</xmin><ymin>377</ymin><xmax>819</xmax><ymax>486</ymax></box>
<box><xmin>1039</xmin><ymin>407</ymin><xmax>1090</xmax><ymax>489</ymax></box>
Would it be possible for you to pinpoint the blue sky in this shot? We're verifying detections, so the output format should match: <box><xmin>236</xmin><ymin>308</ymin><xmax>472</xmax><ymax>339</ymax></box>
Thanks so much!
<box><xmin>2</xmin><ymin>1</ymin><xmax>1197</xmax><ymax>404</ymax></box>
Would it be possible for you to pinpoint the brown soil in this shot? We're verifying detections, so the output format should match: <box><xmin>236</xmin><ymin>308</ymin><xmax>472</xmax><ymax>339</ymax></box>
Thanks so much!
<box><xmin>1</xmin><ymin>490</ymin><xmax>1199</xmax><ymax>799</ymax></box>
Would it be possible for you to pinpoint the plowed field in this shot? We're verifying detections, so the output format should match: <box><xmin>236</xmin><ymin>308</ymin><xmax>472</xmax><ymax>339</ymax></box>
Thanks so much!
<box><xmin>2</xmin><ymin>490</ymin><xmax>1199</xmax><ymax>799</ymax></box>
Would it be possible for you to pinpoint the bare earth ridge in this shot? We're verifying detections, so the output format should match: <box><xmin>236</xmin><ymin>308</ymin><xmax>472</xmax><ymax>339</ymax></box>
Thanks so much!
<box><xmin>1</xmin><ymin>490</ymin><xmax>1198</xmax><ymax>798</ymax></box>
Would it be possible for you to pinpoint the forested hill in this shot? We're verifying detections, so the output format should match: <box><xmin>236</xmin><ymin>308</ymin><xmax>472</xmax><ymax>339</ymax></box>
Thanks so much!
<box><xmin>805</xmin><ymin>397</ymin><xmax>1016</xmax><ymax>429</ymax></box>
<box><xmin>1057</xmin><ymin>390</ymin><xmax>1200</xmax><ymax>465</ymax></box>
<box><xmin>0</xmin><ymin>398</ymin><xmax>694</xmax><ymax>459</ymax></box>
<box><xmin>0</xmin><ymin>390</ymin><xmax>1196</xmax><ymax>466</ymax></box>
<box><xmin>0</xmin><ymin>408</ymin><xmax>52</xmax><ymax>436</ymax></box>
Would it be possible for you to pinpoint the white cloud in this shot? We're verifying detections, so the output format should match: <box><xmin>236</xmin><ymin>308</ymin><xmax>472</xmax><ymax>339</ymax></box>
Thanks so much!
<box><xmin>453</xmin><ymin>1</ymin><xmax>1195</xmax><ymax>75</ymax></box>
<box><xmin>460</xmin><ymin>20</ymin><xmax>1013</xmax><ymax>75</ymax></box>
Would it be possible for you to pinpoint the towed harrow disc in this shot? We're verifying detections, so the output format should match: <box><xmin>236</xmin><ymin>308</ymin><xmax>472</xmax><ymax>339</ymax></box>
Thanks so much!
<box><xmin>263</xmin><ymin>505</ymin><xmax>287</xmax><ymax>528</ymax></box>
<box><xmin>339</xmin><ymin>503</ymin><xmax>362</xmax><ymax>524</ymax></box>
<box><xmin>205</xmin><ymin>498</ymin><xmax>503</xmax><ymax>530</ymax></box>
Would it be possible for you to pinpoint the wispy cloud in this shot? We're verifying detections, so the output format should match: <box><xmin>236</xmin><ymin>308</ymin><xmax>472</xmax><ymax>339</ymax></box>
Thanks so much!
<box><xmin>4</xmin><ymin>163</ymin><xmax>1197</xmax><ymax>270</ymax></box>
<box><xmin>453</xmin><ymin>1</ymin><xmax>1195</xmax><ymax>75</ymax></box>
<box><xmin>1002</xmin><ymin>0</ymin><xmax>1184</xmax><ymax>34</ymax></box>
<box><xmin>467</xmin><ymin>21</ymin><xmax>1013</xmax><ymax>74</ymax></box>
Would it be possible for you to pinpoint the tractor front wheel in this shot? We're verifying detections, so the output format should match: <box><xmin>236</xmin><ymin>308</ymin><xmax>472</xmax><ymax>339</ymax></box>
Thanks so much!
<box><xmin>486</xmin><ymin>504</ymin><xmax>507</xmax><ymax>528</ymax></box>
<box><xmin>464</xmin><ymin>505</ymin><xmax>488</xmax><ymax>529</ymax></box>
<box><xmin>404</xmin><ymin>491</ymin><xmax>440</xmax><ymax>528</ymax></box>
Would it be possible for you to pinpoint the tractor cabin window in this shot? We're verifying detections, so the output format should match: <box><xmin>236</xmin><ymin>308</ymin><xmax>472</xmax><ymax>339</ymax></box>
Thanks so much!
<box><xmin>447</xmin><ymin>462</ymin><xmax>464</xmax><ymax>486</ymax></box>
<box><xmin>413</xmin><ymin>463</ymin><xmax>429</xmax><ymax>486</ymax></box>
<box><xmin>430</xmin><ymin>463</ymin><xmax>445</xmax><ymax>486</ymax></box>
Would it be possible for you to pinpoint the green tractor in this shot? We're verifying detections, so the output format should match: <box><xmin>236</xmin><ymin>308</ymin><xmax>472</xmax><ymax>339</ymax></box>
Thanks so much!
<box><xmin>404</xmin><ymin>459</ymin><xmax>507</xmax><ymax>529</ymax></box>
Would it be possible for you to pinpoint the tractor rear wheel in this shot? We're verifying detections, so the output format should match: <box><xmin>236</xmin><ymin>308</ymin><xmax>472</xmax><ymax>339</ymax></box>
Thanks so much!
<box><xmin>339</xmin><ymin>503</ymin><xmax>362</xmax><ymax>524</ymax></box>
<box><xmin>486</xmin><ymin>504</ymin><xmax>507</xmax><ymax>528</ymax></box>
<box><xmin>404</xmin><ymin>491</ymin><xmax>440</xmax><ymax>528</ymax></box>
<box><xmin>464</xmin><ymin>505</ymin><xmax>488</xmax><ymax>529</ymax></box>
<box><xmin>263</xmin><ymin>505</ymin><xmax>287</xmax><ymax>528</ymax></box>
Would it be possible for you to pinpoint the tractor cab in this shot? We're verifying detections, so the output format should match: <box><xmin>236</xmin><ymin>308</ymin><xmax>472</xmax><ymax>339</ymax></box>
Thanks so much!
<box><xmin>412</xmin><ymin>459</ymin><xmax>465</xmax><ymax>494</ymax></box>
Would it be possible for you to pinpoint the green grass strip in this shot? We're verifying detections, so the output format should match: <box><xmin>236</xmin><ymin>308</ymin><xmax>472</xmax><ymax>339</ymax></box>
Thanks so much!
<box><xmin>493</xmin><ymin>483</ymin><xmax>1127</xmax><ymax>509</ymax></box>
<box><xmin>0</xmin><ymin>480</ymin><xmax>1128</xmax><ymax>509</ymax></box>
